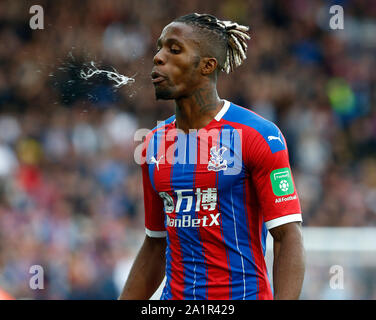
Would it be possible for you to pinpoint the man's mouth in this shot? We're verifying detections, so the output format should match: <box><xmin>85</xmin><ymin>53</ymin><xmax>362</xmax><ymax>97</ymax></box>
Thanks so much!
<box><xmin>151</xmin><ymin>71</ymin><xmax>167</xmax><ymax>84</ymax></box>
<box><xmin>152</xmin><ymin>77</ymin><xmax>166</xmax><ymax>84</ymax></box>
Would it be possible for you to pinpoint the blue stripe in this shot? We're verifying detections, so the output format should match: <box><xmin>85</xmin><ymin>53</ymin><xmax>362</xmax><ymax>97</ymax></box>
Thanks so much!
<box><xmin>190</xmin><ymin>131</ymin><xmax>208</xmax><ymax>300</ymax></box>
<box><xmin>261</xmin><ymin>222</ymin><xmax>268</xmax><ymax>256</ymax></box>
<box><xmin>240</xmin><ymin>179</ymin><xmax>260</xmax><ymax>299</ymax></box>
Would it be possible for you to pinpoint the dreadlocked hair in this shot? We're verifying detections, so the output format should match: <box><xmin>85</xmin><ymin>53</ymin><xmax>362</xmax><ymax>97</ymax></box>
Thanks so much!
<box><xmin>174</xmin><ymin>13</ymin><xmax>250</xmax><ymax>73</ymax></box>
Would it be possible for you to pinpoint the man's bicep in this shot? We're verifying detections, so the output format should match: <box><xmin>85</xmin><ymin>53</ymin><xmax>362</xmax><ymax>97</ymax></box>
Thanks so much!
<box><xmin>269</xmin><ymin>221</ymin><xmax>303</xmax><ymax>242</ymax></box>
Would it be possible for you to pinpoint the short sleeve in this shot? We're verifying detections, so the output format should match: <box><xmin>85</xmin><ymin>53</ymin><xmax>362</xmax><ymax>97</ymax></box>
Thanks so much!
<box><xmin>141</xmin><ymin>162</ymin><xmax>166</xmax><ymax>238</ymax></box>
<box><xmin>245</xmin><ymin>130</ymin><xmax>302</xmax><ymax>230</ymax></box>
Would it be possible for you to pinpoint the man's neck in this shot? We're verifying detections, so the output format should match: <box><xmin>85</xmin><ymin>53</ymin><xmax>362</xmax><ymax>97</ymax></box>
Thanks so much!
<box><xmin>174</xmin><ymin>84</ymin><xmax>223</xmax><ymax>133</ymax></box>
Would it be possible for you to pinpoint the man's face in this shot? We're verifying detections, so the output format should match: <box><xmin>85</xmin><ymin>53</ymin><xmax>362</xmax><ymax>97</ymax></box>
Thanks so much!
<box><xmin>151</xmin><ymin>22</ymin><xmax>202</xmax><ymax>100</ymax></box>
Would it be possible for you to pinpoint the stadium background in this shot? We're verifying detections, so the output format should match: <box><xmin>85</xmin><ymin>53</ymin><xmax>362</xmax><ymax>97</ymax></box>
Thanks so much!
<box><xmin>0</xmin><ymin>0</ymin><xmax>375</xmax><ymax>299</ymax></box>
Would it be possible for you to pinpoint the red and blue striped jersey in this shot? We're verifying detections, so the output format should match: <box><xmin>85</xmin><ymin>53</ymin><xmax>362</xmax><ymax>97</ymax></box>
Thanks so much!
<box><xmin>140</xmin><ymin>100</ymin><xmax>302</xmax><ymax>300</ymax></box>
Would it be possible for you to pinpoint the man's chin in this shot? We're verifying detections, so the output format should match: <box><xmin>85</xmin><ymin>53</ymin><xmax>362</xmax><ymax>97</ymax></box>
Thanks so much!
<box><xmin>155</xmin><ymin>88</ymin><xmax>174</xmax><ymax>100</ymax></box>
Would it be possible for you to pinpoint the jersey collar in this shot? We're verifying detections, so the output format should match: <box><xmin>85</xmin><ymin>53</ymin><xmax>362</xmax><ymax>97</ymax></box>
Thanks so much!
<box><xmin>171</xmin><ymin>99</ymin><xmax>230</xmax><ymax>125</ymax></box>
<box><xmin>214</xmin><ymin>99</ymin><xmax>230</xmax><ymax>121</ymax></box>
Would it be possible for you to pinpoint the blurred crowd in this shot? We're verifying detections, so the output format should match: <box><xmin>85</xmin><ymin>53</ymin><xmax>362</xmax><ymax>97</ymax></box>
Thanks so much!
<box><xmin>0</xmin><ymin>0</ymin><xmax>375</xmax><ymax>299</ymax></box>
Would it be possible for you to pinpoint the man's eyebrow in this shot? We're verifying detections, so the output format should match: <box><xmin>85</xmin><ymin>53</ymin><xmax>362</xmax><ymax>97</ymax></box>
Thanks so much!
<box><xmin>156</xmin><ymin>37</ymin><xmax>185</xmax><ymax>47</ymax></box>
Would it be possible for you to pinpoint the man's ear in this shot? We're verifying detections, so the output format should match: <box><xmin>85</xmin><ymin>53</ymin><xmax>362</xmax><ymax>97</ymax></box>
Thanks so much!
<box><xmin>201</xmin><ymin>57</ymin><xmax>218</xmax><ymax>76</ymax></box>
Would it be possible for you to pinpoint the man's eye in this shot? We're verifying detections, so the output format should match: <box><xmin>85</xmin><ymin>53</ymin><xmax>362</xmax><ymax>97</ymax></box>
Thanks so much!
<box><xmin>170</xmin><ymin>47</ymin><xmax>180</xmax><ymax>54</ymax></box>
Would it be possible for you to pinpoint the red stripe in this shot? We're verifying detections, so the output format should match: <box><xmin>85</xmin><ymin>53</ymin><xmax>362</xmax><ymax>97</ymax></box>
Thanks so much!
<box><xmin>144</xmin><ymin>123</ymin><xmax>185</xmax><ymax>299</ymax></box>
<box><xmin>168</xmin><ymin>224</ymin><xmax>185</xmax><ymax>299</ymax></box>
<box><xmin>244</xmin><ymin>178</ymin><xmax>272</xmax><ymax>299</ymax></box>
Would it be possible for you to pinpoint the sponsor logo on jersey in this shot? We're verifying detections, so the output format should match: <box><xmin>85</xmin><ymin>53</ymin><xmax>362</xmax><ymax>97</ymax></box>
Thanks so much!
<box><xmin>166</xmin><ymin>213</ymin><xmax>220</xmax><ymax>228</ymax></box>
<box><xmin>267</xmin><ymin>131</ymin><xmax>283</xmax><ymax>145</ymax></box>
<box><xmin>150</xmin><ymin>155</ymin><xmax>164</xmax><ymax>170</ymax></box>
<box><xmin>159</xmin><ymin>191</ymin><xmax>174</xmax><ymax>213</ymax></box>
<box><xmin>159</xmin><ymin>188</ymin><xmax>218</xmax><ymax>213</ymax></box>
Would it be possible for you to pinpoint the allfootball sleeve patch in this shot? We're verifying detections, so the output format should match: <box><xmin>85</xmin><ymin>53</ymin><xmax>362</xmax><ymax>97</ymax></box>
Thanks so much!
<box><xmin>270</xmin><ymin>167</ymin><xmax>295</xmax><ymax>196</ymax></box>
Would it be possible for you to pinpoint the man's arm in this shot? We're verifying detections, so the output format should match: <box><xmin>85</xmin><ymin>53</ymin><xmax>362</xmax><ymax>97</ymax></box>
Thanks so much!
<box><xmin>269</xmin><ymin>222</ymin><xmax>305</xmax><ymax>300</ymax></box>
<box><xmin>119</xmin><ymin>235</ymin><xmax>166</xmax><ymax>300</ymax></box>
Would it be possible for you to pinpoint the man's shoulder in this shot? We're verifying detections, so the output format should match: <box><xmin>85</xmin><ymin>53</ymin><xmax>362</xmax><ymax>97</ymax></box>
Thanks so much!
<box><xmin>224</xmin><ymin>102</ymin><xmax>286</xmax><ymax>153</ymax></box>
<box><xmin>140</xmin><ymin>114</ymin><xmax>176</xmax><ymax>167</ymax></box>
<box><xmin>144</xmin><ymin>114</ymin><xmax>176</xmax><ymax>141</ymax></box>
<box><xmin>143</xmin><ymin>114</ymin><xmax>176</xmax><ymax>150</ymax></box>
<box><xmin>224</xmin><ymin>102</ymin><xmax>278</xmax><ymax>133</ymax></box>
<box><xmin>150</xmin><ymin>114</ymin><xmax>176</xmax><ymax>132</ymax></box>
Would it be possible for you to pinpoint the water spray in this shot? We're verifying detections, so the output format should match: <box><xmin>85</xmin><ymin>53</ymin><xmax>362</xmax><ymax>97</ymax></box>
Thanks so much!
<box><xmin>80</xmin><ymin>61</ymin><xmax>135</xmax><ymax>88</ymax></box>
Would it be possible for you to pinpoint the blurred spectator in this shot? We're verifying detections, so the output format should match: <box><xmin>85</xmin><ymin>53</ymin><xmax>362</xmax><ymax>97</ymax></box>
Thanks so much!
<box><xmin>0</xmin><ymin>0</ymin><xmax>375</xmax><ymax>299</ymax></box>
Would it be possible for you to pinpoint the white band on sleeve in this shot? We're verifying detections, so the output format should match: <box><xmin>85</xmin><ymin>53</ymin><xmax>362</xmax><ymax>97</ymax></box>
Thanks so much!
<box><xmin>265</xmin><ymin>214</ymin><xmax>302</xmax><ymax>230</ymax></box>
<box><xmin>145</xmin><ymin>228</ymin><xmax>167</xmax><ymax>238</ymax></box>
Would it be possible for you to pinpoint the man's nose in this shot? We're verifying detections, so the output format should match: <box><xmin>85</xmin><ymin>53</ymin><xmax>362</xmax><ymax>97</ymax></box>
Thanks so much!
<box><xmin>153</xmin><ymin>51</ymin><xmax>165</xmax><ymax>66</ymax></box>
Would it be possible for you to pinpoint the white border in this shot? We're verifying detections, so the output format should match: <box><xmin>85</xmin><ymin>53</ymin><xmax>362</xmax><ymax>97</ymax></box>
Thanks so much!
<box><xmin>145</xmin><ymin>228</ymin><xmax>167</xmax><ymax>238</ymax></box>
<box><xmin>265</xmin><ymin>213</ymin><xmax>302</xmax><ymax>230</ymax></box>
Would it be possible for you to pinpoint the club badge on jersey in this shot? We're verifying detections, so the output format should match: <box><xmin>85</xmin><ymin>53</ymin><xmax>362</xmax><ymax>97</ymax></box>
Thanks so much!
<box><xmin>207</xmin><ymin>146</ymin><xmax>228</xmax><ymax>172</ymax></box>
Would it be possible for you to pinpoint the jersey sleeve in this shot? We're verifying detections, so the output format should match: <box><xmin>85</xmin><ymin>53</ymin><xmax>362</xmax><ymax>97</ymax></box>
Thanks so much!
<box><xmin>245</xmin><ymin>129</ymin><xmax>302</xmax><ymax>230</ymax></box>
<box><xmin>141</xmin><ymin>161</ymin><xmax>166</xmax><ymax>238</ymax></box>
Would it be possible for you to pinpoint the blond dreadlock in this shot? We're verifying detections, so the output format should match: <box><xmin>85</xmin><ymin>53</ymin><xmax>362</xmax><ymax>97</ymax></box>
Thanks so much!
<box><xmin>174</xmin><ymin>13</ymin><xmax>250</xmax><ymax>73</ymax></box>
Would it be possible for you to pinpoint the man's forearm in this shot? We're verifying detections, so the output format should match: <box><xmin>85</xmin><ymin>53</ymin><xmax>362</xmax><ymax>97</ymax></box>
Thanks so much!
<box><xmin>272</xmin><ymin>223</ymin><xmax>305</xmax><ymax>300</ymax></box>
<box><xmin>119</xmin><ymin>236</ymin><xmax>166</xmax><ymax>300</ymax></box>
